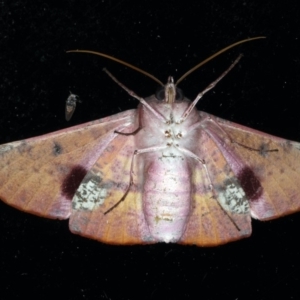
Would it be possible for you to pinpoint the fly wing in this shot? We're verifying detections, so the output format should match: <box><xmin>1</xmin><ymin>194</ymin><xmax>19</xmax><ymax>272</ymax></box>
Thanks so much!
<box><xmin>0</xmin><ymin>109</ymin><xmax>137</xmax><ymax>220</ymax></box>
<box><xmin>200</xmin><ymin>111</ymin><xmax>300</xmax><ymax>221</ymax></box>
<box><xmin>65</xmin><ymin>93</ymin><xmax>80</xmax><ymax>121</ymax></box>
<box><xmin>180</xmin><ymin>129</ymin><xmax>252</xmax><ymax>246</ymax></box>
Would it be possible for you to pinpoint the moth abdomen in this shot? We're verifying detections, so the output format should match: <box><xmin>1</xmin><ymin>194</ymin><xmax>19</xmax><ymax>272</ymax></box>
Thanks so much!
<box><xmin>143</xmin><ymin>159</ymin><xmax>192</xmax><ymax>243</ymax></box>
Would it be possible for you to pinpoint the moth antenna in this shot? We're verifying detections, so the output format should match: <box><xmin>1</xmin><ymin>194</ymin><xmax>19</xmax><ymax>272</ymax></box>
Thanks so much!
<box><xmin>67</xmin><ymin>37</ymin><xmax>264</xmax><ymax>88</ymax></box>
<box><xmin>102</xmin><ymin>68</ymin><xmax>166</xmax><ymax>121</ymax></box>
<box><xmin>180</xmin><ymin>54</ymin><xmax>243</xmax><ymax>122</ymax></box>
<box><xmin>176</xmin><ymin>36</ymin><xmax>265</xmax><ymax>85</ymax></box>
<box><xmin>66</xmin><ymin>49</ymin><xmax>164</xmax><ymax>86</ymax></box>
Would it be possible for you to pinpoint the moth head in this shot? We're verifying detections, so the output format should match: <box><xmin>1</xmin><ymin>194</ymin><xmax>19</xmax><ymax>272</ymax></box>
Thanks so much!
<box><xmin>155</xmin><ymin>77</ymin><xmax>184</xmax><ymax>103</ymax></box>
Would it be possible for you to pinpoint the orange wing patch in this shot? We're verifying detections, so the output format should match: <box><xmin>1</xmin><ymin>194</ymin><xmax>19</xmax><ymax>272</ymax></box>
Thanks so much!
<box><xmin>69</xmin><ymin>133</ymin><xmax>153</xmax><ymax>244</ymax></box>
<box><xmin>197</xmin><ymin>111</ymin><xmax>300</xmax><ymax>221</ymax></box>
<box><xmin>0</xmin><ymin>110</ymin><xmax>136</xmax><ymax>219</ymax></box>
<box><xmin>181</xmin><ymin>130</ymin><xmax>252</xmax><ymax>246</ymax></box>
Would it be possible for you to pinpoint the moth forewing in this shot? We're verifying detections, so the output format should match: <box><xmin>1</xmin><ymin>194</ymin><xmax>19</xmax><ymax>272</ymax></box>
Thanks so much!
<box><xmin>0</xmin><ymin>110</ymin><xmax>137</xmax><ymax>219</ymax></box>
<box><xmin>210</xmin><ymin>114</ymin><xmax>300</xmax><ymax>220</ymax></box>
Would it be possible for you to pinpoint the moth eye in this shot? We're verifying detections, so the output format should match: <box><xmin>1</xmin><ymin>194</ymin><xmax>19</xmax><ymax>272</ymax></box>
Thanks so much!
<box><xmin>175</xmin><ymin>88</ymin><xmax>184</xmax><ymax>101</ymax></box>
<box><xmin>155</xmin><ymin>87</ymin><xmax>165</xmax><ymax>101</ymax></box>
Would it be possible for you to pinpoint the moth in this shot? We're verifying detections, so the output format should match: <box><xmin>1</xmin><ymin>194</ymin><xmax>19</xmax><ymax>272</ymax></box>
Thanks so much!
<box><xmin>1</xmin><ymin>37</ymin><xmax>300</xmax><ymax>246</ymax></box>
<box><xmin>65</xmin><ymin>92</ymin><xmax>80</xmax><ymax>121</ymax></box>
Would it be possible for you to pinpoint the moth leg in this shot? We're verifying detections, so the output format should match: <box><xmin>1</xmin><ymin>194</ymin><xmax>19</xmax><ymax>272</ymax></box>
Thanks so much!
<box><xmin>115</xmin><ymin>126</ymin><xmax>142</xmax><ymax>135</ymax></box>
<box><xmin>115</xmin><ymin>116</ymin><xmax>142</xmax><ymax>135</ymax></box>
<box><xmin>177</xmin><ymin>146</ymin><xmax>242</xmax><ymax>231</ymax></box>
<box><xmin>176</xmin><ymin>146</ymin><xmax>212</xmax><ymax>190</ymax></box>
<box><xmin>104</xmin><ymin>144</ymin><xmax>168</xmax><ymax>214</ymax></box>
<box><xmin>179</xmin><ymin>55</ymin><xmax>243</xmax><ymax>122</ymax></box>
<box><xmin>200</xmin><ymin>116</ymin><xmax>278</xmax><ymax>154</ymax></box>
<box><xmin>103</xmin><ymin>68</ymin><xmax>166</xmax><ymax>121</ymax></box>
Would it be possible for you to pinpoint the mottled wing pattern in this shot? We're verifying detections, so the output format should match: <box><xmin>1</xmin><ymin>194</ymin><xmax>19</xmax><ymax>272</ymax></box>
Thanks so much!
<box><xmin>180</xmin><ymin>110</ymin><xmax>300</xmax><ymax>246</ymax></box>
<box><xmin>69</xmin><ymin>134</ymin><xmax>152</xmax><ymax>245</ymax></box>
<box><xmin>207</xmin><ymin>112</ymin><xmax>300</xmax><ymax>220</ymax></box>
<box><xmin>199</xmin><ymin>111</ymin><xmax>300</xmax><ymax>220</ymax></box>
<box><xmin>0</xmin><ymin>109</ymin><xmax>136</xmax><ymax>220</ymax></box>
<box><xmin>180</xmin><ymin>129</ymin><xmax>252</xmax><ymax>246</ymax></box>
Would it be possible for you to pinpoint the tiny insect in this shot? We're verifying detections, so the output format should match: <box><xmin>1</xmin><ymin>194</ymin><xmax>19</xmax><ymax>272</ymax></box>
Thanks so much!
<box><xmin>65</xmin><ymin>92</ymin><xmax>80</xmax><ymax>121</ymax></box>
<box><xmin>1</xmin><ymin>37</ymin><xmax>300</xmax><ymax>246</ymax></box>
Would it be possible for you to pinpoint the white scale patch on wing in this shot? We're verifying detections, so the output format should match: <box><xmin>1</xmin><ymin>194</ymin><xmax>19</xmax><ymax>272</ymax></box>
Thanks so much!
<box><xmin>291</xmin><ymin>141</ymin><xmax>300</xmax><ymax>151</ymax></box>
<box><xmin>218</xmin><ymin>180</ymin><xmax>250</xmax><ymax>214</ymax></box>
<box><xmin>0</xmin><ymin>144</ymin><xmax>15</xmax><ymax>154</ymax></box>
<box><xmin>72</xmin><ymin>174</ymin><xmax>107</xmax><ymax>210</ymax></box>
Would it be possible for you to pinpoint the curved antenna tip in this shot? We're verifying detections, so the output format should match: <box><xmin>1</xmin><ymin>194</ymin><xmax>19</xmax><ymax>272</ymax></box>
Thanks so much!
<box><xmin>176</xmin><ymin>36</ymin><xmax>266</xmax><ymax>85</ymax></box>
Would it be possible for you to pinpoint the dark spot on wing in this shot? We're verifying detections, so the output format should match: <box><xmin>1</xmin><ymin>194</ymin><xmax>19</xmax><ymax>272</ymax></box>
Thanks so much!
<box><xmin>237</xmin><ymin>167</ymin><xmax>263</xmax><ymax>201</ymax></box>
<box><xmin>53</xmin><ymin>142</ymin><xmax>63</xmax><ymax>156</ymax></box>
<box><xmin>18</xmin><ymin>141</ymin><xmax>31</xmax><ymax>154</ymax></box>
<box><xmin>259</xmin><ymin>143</ymin><xmax>278</xmax><ymax>157</ymax></box>
<box><xmin>259</xmin><ymin>143</ymin><xmax>269</xmax><ymax>157</ymax></box>
<box><xmin>61</xmin><ymin>165</ymin><xmax>87</xmax><ymax>200</ymax></box>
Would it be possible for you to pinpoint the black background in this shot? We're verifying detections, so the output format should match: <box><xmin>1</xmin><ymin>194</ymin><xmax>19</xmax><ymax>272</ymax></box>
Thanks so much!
<box><xmin>1</xmin><ymin>1</ymin><xmax>300</xmax><ymax>299</ymax></box>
